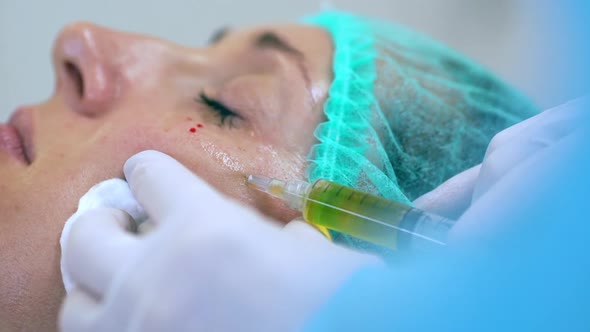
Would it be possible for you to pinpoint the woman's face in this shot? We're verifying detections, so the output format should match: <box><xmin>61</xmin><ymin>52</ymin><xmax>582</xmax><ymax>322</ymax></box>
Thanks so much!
<box><xmin>0</xmin><ymin>22</ymin><xmax>332</xmax><ymax>330</ymax></box>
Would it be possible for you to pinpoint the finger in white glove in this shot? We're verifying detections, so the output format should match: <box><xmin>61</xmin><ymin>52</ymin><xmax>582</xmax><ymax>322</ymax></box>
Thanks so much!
<box><xmin>413</xmin><ymin>164</ymin><xmax>480</xmax><ymax>220</ymax></box>
<box><xmin>64</xmin><ymin>207</ymin><xmax>139</xmax><ymax>298</ymax></box>
<box><xmin>474</xmin><ymin>96</ymin><xmax>590</xmax><ymax>201</ymax></box>
<box><xmin>451</xmin><ymin>122</ymin><xmax>590</xmax><ymax>245</ymax></box>
<box><xmin>60</xmin><ymin>150</ymin><xmax>382</xmax><ymax>332</ymax></box>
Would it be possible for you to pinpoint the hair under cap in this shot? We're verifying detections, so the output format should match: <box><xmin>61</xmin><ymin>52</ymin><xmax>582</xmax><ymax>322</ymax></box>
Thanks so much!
<box><xmin>303</xmin><ymin>11</ymin><xmax>539</xmax><ymax>255</ymax></box>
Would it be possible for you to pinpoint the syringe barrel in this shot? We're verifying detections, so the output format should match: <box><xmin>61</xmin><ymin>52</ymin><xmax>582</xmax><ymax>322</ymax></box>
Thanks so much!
<box><xmin>302</xmin><ymin>179</ymin><xmax>454</xmax><ymax>251</ymax></box>
<box><xmin>398</xmin><ymin>208</ymin><xmax>455</xmax><ymax>251</ymax></box>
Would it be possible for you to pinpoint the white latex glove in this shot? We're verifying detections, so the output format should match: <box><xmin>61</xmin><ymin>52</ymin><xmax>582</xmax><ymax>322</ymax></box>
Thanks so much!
<box><xmin>413</xmin><ymin>96</ymin><xmax>590</xmax><ymax>222</ymax></box>
<box><xmin>59</xmin><ymin>150</ymin><xmax>381</xmax><ymax>332</ymax></box>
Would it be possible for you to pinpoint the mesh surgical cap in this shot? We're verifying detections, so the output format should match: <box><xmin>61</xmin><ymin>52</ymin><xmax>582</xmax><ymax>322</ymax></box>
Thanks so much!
<box><xmin>303</xmin><ymin>11</ymin><xmax>539</xmax><ymax>254</ymax></box>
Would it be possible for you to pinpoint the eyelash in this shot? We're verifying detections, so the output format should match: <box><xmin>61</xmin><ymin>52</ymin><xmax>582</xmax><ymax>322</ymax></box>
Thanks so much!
<box><xmin>196</xmin><ymin>91</ymin><xmax>238</xmax><ymax>127</ymax></box>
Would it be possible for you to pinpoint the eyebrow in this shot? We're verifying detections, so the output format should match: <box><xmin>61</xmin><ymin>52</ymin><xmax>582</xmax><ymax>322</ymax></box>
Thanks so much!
<box><xmin>209</xmin><ymin>29</ymin><xmax>311</xmax><ymax>89</ymax></box>
<box><xmin>254</xmin><ymin>31</ymin><xmax>310</xmax><ymax>89</ymax></box>
<box><xmin>208</xmin><ymin>26</ymin><xmax>230</xmax><ymax>44</ymax></box>
<box><xmin>210</xmin><ymin>28</ymin><xmax>304</xmax><ymax>58</ymax></box>
<box><xmin>254</xmin><ymin>31</ymin><xmax>304</xmax><ymax>58</ymax></box>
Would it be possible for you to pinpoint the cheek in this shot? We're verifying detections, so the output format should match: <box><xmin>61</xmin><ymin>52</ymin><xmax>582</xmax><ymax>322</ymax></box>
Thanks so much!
<box><xmin>76</xmin><ymin>113</ymin><xmax>308</xmax><ymax>223</ymax></box>
<box><xmin>95</xmin><ymin>116</ymin><xmax>192</xmax><ymax>158</ymax></box>
<box><xmin>246</xmin><ymin>148</ymin><xmax>308</xmax><ymax>222</ymax></box>
<box><xmin>179</xmin><ymin>133</ymin><xmax>308</xmax><ymax>222</ymax></box>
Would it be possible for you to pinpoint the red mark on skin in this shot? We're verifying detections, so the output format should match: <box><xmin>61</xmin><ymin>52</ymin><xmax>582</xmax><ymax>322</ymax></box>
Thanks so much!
<box><xmin>197</xmin><ymin>123</ymin><xmax>203</xmax><ymax>128</ymax></box>
<box><xmin>189</xmin><ymin>127</ymin><xmax>197</xmax><ymax>133</ymax></box>
<box><xmin>186</xmin><ymin>116</ymin><xmax>193</xmax><ymax>121</ymax></box>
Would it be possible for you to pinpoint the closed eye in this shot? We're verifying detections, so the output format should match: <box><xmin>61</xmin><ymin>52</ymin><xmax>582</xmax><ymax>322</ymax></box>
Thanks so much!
<box><xmin>196</xmin><ymin>91</ymin><xmax>240</xmax><ymax>128</ymax></box>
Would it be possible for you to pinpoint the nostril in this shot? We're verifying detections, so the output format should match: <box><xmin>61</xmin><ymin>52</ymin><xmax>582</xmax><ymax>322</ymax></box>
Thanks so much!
<box><xmin>64</xmin><ymin>61</ymin><xmax>84</xmax><ymax>98</ymax></box>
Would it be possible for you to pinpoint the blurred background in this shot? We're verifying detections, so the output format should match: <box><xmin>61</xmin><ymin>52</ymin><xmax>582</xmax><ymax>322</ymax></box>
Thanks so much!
<box><xmin>1</xmin><ymin>0</ymin><xmax>588</xmax><ymax>120</ymax></box>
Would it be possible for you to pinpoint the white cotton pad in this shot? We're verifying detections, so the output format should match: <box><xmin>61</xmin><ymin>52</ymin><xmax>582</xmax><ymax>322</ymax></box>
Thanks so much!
<box><xmin>60</xmin><ymin>178</ymin><xmax>148</xmax><ymax>293</ymax></box>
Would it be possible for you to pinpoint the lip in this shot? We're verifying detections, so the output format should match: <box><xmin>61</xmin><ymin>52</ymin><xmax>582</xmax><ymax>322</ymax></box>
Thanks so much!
<box><xmin>0</xmin><ymin>124</ymin><xmax>28</xmax><ymax>165</ymax></box>
<box><xmin>0</xmin><ymin>108</ymin><xmax>35</xmax><ymax>165</ymax></box>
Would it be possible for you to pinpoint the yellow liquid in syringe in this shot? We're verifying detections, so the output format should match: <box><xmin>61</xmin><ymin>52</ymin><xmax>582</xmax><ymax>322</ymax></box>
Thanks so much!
<box><xmin>248</xmin><ymin>176</ymin><xmax>454</xmax><ymax>251</ymax></box>
<box><xmin>305</xmin><ymin>180</ymin><xmax>415</xmax><ymax>250</ymax></box>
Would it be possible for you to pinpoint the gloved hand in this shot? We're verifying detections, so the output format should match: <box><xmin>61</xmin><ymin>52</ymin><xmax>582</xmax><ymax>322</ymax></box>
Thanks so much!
<box><xmin>59</xmin><ymin>150</ymin><xmax>382</xmax><ymax>332</ymax></box>
<box><xmin>413</xmin><ymin>96</ymin><xmax>590</xmax><ymax>222</ymax></box>
<box><xmin>298</xmin><ymin>101</ymin><xmax>590</xmax><ymax>332</ymax></box>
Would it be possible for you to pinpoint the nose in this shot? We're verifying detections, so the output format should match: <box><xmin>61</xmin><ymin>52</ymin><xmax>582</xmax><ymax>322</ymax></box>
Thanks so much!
<box><xmin>52</xmin><ymin>22</ymin><xmax>121</xmax><ymax>116</ymax></box>
<box><xmin>53</xmin><ymin>22</ymin><xmax>166</xmax><ymax>116</ymax></box>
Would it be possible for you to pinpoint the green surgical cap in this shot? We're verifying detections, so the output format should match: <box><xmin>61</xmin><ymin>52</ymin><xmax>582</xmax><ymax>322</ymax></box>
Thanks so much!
<box><xmin>303</xmin><ymin>11</ymin><xmax>539</xmax><ymax>254</ymax></box>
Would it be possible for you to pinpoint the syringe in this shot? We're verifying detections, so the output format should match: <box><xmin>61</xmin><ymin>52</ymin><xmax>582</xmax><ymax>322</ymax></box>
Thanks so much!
<box><xmin>247</xmin><ymin>175</ymin><xmax>456</xmax><ymax>252</ymax></box>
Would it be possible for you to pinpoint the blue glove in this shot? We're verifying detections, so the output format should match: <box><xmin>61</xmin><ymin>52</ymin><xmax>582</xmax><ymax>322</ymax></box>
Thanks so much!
<box><xmin>306</xmin><ymin>96</ymin><xmax>590</xmax><ymax>331</ymax></box>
